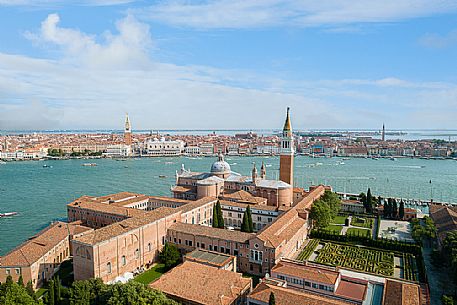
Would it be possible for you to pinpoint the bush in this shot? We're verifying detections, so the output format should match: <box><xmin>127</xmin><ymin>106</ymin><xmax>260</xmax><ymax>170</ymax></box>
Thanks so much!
<box><xmin>159</xmin><ymin>243</ymin><xmax>181</xmax><ymax>270</ymax></box>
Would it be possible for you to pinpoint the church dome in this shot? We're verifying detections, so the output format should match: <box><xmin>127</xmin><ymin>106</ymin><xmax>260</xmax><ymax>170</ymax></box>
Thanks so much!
<box><xmin>211</xmin><ymin>154</ymin><xmax>231</xmax><ymax>175</ymax></box>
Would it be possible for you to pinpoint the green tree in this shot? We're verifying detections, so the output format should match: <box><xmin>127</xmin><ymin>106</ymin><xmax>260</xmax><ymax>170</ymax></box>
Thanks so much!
<box><xmin>241</xmin><ymin>206</ymin><xmax>254</xmax><ymax>233</ymax></box>
<box><xmin>215</xmin><ymin>200</ymin><xmax>224</xmax><ymax>229</ymax></box>
<box><xmin>359</xmin><ymin>192</ymin><xmax>367</xmax><ymax>208</ymax></box>
<box><xmin>54</xmin><ymin>275</ymin><xmax>61</xmax><ymax>304</ymax></box>
<box><xmin>310</xmin><ymin>200</ymin><xmax>332</xmax><ymax>229</ymax></box>
<box><xmin>159</xmin><ymin>242</ymin><xmax>180</xmax><ymax>270</ymax></box>
<box><xmin>399</xmin><ymin>200</ymin><xmax>405</xmax><ymax>219</ymax></box>
<box><xmin>0</xmin><ymin>279</ymin><xmax>37</xmax><ymax>305</ymax></box>
<box><xmin>212</xmin><ymin>203</ymin><xmax>219</xmax><ymax>228</ymax></box>
<box><xmin>392</xmin><ymin>199</ymin><xmax>398</xmax><ymax>219</ymax></box>
<box><xmin>310</xmin><ymin>191</ymin><xmax>341</xmax><ymax>229</ymax></box>
<box><xmin>269</xmin><ymin>292</ymin><xmax>276</xmax><ymax>305</ymax></box>
<box><xmin>69</xmin><ymin>279</ymin><xmax>177</xmax><ymax>305</ymax></box>
<box><xmin>366</xmin><ymin>188</ymin><xmax>373</xmax><ymax>213</ymax></box>
<box><xmin>442</xmin><ymin>295</ymin><xmax>455</xmax><ymax>305</ymax></box>
<box><xmin>69</xmin><ymin>278</ymin><xmax>106</xmax><ymax>305</ymax></box>
<box><xmin>48</xmin><ymin>279</ymin><xmax>55</xmax><ymax>305</ymax></box>
<box><xmin>25</xmin><ymin>281</ymin><xmax>35</xmax><ymax>300</ymax></box>
<box><xmin>246</xmin><ymin>205</ymin><xmax>254</xmax><ymax>232</ymax></box>
<box><xmin>17</xmin><ymin>276</ymin><xmax>24</xmax><ymax>287</ymax></box>
<box><xmin>382</xmin><ymin>199</ymin><xmax>389</xmax><ymax>218</ymax></box>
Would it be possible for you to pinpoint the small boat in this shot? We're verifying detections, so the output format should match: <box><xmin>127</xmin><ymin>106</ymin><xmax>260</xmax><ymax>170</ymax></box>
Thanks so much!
<box><xmin>390</xmin><ymin>157</ymin><xmax>397</xmax><ymax>161</ymax></box>
<box><xmin>43</xmin><ymin>164</ymin><xmax>53</xmax><ymax>168</ymax></box>
<box><xmin>159</xmin><ymin>175</ymin><xmax>167</xmax><ymax>178</ymax></box>
<box><xmin>82</xmin><ymin>163</ymin><xmax>97</xmax><ymax>166</ymax></box>
<box><xmin>0</xmin><ymin>212</ymin><xmax>18</xmax><ymax>217</ymax></box>
<box><xmin>342</xmin><ymin>158</ymin><xmax>350</xmax><ymax>160</ymax></box>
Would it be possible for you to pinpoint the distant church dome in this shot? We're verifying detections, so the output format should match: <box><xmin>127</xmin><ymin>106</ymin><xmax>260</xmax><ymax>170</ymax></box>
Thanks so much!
<box><xmin>211</xmin><ymin>154</ymin><xmax>231</xmax><ymax>175</ymax></box>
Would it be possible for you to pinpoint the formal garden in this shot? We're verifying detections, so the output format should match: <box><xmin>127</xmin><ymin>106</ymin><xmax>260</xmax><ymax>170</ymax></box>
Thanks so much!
<box><xmin>296</xmin><ymin>239</ymin><xmax>419</xmax><ymax>281</ymax></box>
<box><xmin>314</xmin><ymin>242</ymin><xmax>395</xmax><ymax>277</ymax></box>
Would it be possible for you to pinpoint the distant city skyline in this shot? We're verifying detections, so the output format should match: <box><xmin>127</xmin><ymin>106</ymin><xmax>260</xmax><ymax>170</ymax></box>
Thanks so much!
<box><xmin>1</xmin><ymin>1</ymin><xmax>457</xmax><ymax>130</ymax></box>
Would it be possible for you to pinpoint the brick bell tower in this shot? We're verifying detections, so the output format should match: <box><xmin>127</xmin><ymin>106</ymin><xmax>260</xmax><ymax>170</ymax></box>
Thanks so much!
<box><xmin>279</xmin><ymin>107</ymin><xmax>294</xmax><ymax>186</ymax></box>
<box><xmin>124</xmin><ymin>113</ymin><xmax>132</xmax><ymax>146</ymax></box>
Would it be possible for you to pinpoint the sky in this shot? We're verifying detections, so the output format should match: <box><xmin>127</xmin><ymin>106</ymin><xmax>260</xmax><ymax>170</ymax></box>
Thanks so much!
<box><xmin>0</xmin><ymin>1</ymin><xmax>457</xmax><ymax>131</ymax></box>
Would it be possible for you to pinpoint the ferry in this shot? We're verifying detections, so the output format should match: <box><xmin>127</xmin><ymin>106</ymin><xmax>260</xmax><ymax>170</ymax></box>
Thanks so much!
<box><xmin>43</xmin><ymin>164</ymin><xmax>53</xmax><ymax>168</ymax></box>
<box><xmin>0</xmin><ymin>212</ymin><xmax>18</xmax><ymax>217</ymax></box>
<box><xmin>82</xmin><ymin>163</ymin><xmax>97</xmax><ymax>166</ymax></box>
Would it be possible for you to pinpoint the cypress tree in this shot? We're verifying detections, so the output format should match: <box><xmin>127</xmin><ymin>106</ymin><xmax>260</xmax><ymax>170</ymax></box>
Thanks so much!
<box><xmin>241</xmin><ymin>210</ymin><xmax>249</xmax><ymax>232</ymax></box>
<box><xmin>17</xmin><ymin>275</ymin><xmax>24</xmax><ymax>287</ymax></box>
<box><xmin>366</xmin><ymin>188</ymin><xmax>373</xmax><ymax>213</ymax></box>
<box><xmin>269</xmin><ymin>292</ymin><xmax>276</xmax><ymax>305</ymax></box>
<box><xmin>392</xmin><ymin>199</ymin><xmax>398</xmax><ymax>219</ymax></box>
<box><xmin>55</xmin><ymin>275</ymin><xmax>61</xmax><ymax>303</ymax></box>
<box><xmin>26</xmin><ymin>280</ymin><xmax>36</xmax><ymax>300</ymax></box>
<box><xmin>387</xmin><ymin>198</ymin><xmax>393</xmax><ymax>218</ymax></box>
<box><xmin>246</xmin><ymin>205</ymin><xmax>254</xmax><ymax>233</ymax></box>
<box><xmin>5</xmin><ymin>275</ymin><xmax>13</xmax><ymax>286</ymax></box>
<box><xmin>212</xmin><ymin>203</ymin><xmax>219</xmax><ymax>228</ymax></box>
<box><xmin>48</xmin><ymin>279</ymin><xmax>55</xmax><ymax>305</ymax></box>
<box><xmin>216</xmin><ymin>200</ymin><xmax>224</xmax><ymax>229</ymax></box>
<box><xmin>399</xmin><ymin>200</ymin><xmax>405</xmax><ymax>220</ymax></box>
<box><xmin>383</xmin><ymin>198</ymin><xmax>388</xmax><ymax>218</ymax></box>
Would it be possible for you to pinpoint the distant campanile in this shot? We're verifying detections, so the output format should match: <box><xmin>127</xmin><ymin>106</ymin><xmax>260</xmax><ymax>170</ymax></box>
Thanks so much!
<box><xmin>279</xmin><ymin>107</ymin><xmax>294</xmax><ymax>186</ymax></box>
<box><xmin>382</xmin><ymin>123</ymin><xmax>385</xmax><ymax>142</ymax></box>
<box><xmin>124</xmin><ymin>113</ymin><xmax>132</xmax><ymax>145</ymax></box>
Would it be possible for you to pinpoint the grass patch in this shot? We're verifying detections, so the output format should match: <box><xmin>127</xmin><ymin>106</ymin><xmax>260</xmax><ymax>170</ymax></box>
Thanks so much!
<box><xmin>333</xmin><ymin>216</ymin><xmax>347</xmax><ymax>225</ymax></box>
<box><xmin>133</xmin><ymin>263</ymin><xmax>166</xmax><ymax>285</ymax></box>
<box><xmin>351</xmin><ymin>217</ymin><xmax>373</xmax><ymax>229</ymax></box>
<box><xmin>347</xmin><ymin>228</ymin><xmax>371</xmax><ymax>237</ymax></box>
<box><xmin>322</xmin><ymin>225</ymin><xmax>343</xmax><ymax>235</ymax></box>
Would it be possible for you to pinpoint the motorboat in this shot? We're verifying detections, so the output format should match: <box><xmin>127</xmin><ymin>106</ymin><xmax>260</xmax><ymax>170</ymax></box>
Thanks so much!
<box><xmin>0</xmin><ymin>212</ymin><xmax>18</xmax><ymax>217</ymax></box>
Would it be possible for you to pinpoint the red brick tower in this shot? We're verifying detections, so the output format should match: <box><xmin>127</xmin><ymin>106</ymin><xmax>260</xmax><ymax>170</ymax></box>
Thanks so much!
<box><xmin>124</xmin><ymin>113</ymin><xmax>132</xmax><ymax>146</ymax></box>
<box><xmin>279</xmin><ymin>107</ymin><xmax>294</xmax><ymax>186</ymax></box>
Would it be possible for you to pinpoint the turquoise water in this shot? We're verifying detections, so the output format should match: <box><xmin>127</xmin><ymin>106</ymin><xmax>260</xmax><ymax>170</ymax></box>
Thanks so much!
<box><xmin>1</xmin><ymin>156</ymin><xmax>457</xmax><ymax>255</ymax></box>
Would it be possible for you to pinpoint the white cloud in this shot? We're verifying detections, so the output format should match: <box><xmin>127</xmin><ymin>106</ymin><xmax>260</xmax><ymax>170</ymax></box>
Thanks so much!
<box><xmin>420</xmin><ymin>29</ymin><xmax>457</xmax><ymax>48</ymax></box>
<box><xmin>25</xmin><ymin>13</ymin><xmax>153</xmax><ymax>69</ymax></box>
<box><xmin>2</xmin><ymin>13</ymin><xmax>457</xmax><ymax>130</ymax></box>
<box><xmin>134</xmin><ymin>0</ymin><xmax>457</xmax><ymax>29</ymax></box>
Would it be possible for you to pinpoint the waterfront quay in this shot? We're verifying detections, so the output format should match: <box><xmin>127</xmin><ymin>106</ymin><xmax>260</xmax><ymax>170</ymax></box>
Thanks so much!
<box><xmin>1</xmin><ymin>117</ymin><xmax>457</xmax><ymax>161</ymax></box>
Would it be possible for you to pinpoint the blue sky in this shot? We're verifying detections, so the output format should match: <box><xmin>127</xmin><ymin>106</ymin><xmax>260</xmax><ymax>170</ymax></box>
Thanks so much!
<box><xmin>1</xmin><ymin>1</ymin><xmax>457</xmax><ymax>130</ymax></box>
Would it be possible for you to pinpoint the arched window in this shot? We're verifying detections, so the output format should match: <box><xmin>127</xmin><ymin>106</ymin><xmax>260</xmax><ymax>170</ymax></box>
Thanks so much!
<box><xmin>107</xmin><ymin>262</ymin><xmax>112</xmax><ymax>274</ymax></box>
<box><xmin>135</xmin><ymin>249</ymin><xmax>140</xmax><ymax>259</ymax></box>
<box><xmin>148</xmin><ymin>243</ymin><xmax>152</xmax><ymax>252</ymax></box>
<box><xmin>121</xmin><ymin>256</ymin><xmax>126</xmax><ymax>266</ymax></box>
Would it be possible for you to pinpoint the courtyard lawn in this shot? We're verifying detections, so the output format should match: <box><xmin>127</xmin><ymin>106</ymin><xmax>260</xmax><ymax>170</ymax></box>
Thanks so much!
<box><xmin>347</xmin><ymin>227</ymin><xmax>371</xmax><ymax>237</ymax></box>
<box><xmin>333</xmin><ymin>216</ymin><xmax>347</xmax><ymax>225</ymax></box>
<box><xmin>351</xmin><ymin>217</ymin><xmax>373</xmax><ymax>229</ymax></box>
<box><xmin>133</xmin><ymin>263</ymin><xmax>166</xmax><ymax>285</ymax></box>
<box><xmin>322</xmin><ymin>225</ymin><xmax>343</xmax><ymax>235</ymax></box>
<box><xmin>314</xmin><ymin>242</ymin><xmax>395</xmax><ymax>277</ymax></box>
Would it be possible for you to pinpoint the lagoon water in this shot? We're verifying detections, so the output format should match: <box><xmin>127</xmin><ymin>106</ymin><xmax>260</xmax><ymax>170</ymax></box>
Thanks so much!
<box><xmin>1</xmin><ymin>155</ymin><xmax>457</xmax><ymax>255</ymax></box>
